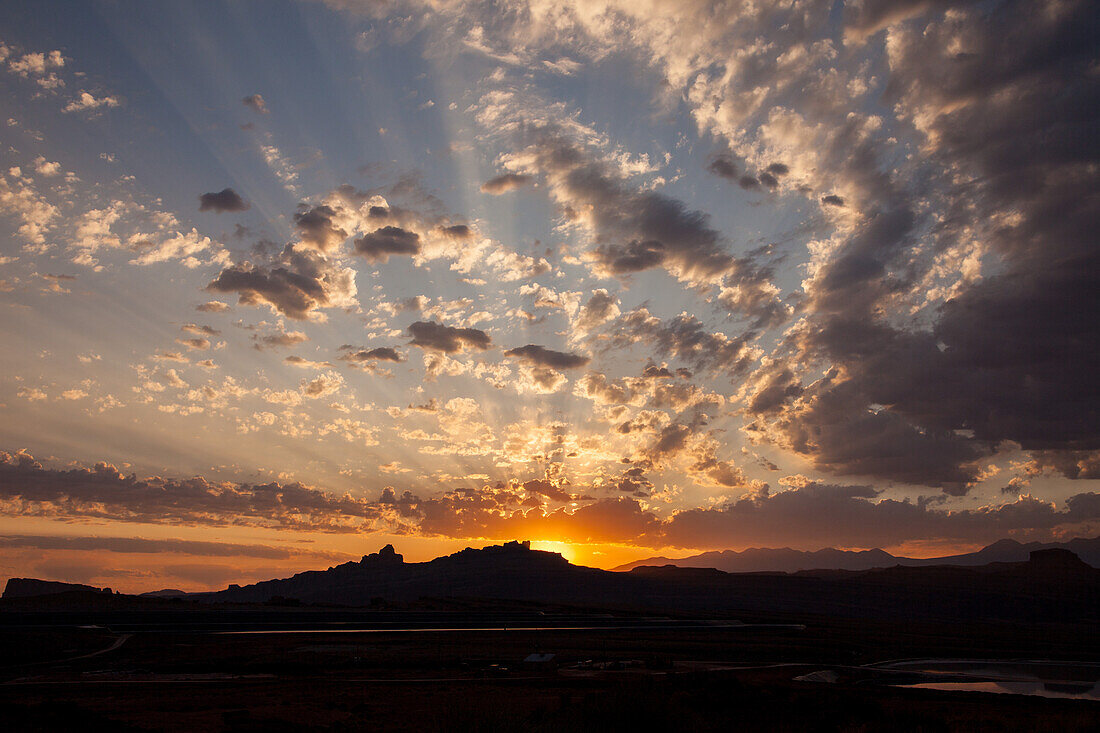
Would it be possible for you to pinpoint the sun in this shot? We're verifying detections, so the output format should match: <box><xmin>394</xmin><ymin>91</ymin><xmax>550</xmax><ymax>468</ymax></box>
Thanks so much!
<box><xmin>529</xmin><ymin>540</ymin><xmax>577</xmax><ymax>564</ymax></box>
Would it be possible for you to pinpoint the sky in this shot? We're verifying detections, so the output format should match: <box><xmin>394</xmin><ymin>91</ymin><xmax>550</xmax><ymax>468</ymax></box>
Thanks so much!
<box><xmin>0</xmin><ymin>0</ymin><xmax>1097</xmax><ymax>592</ymax></box>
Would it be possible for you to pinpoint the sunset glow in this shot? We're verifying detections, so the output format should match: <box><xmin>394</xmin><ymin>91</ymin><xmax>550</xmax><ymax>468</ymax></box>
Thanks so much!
<box><xmin>0</xmin><ymin>0</ymin><xmax>1097</xmax><ymax>594</ymax></box>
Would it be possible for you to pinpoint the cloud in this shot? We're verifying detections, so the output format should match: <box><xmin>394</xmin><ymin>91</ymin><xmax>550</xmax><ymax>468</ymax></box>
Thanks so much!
<box><xmin>198</xmin><ymin>188</ymin><xmax>249</xmax><ymax>213</ymax></box>
<box><xmin>8</xmin><ymin>50</ymin><xmax>64</xmax><ymax>77</ymax></box>
<box><xmin>611</xmin><ymin>307</ymin><xmax>758</xmax><ymax>375</ymax></box>
<box><xmin>0</xmin><ymin>449</ymin><xmax>382</xmax><ymax>532</ymax></box>
<box><xmin>207</xmin><ymin>244</ymin><xmax>357</xmax><ymax>320</ymax></box>
<box><xmin>407</xmin><ymin>320</ymin><xmax>492</xmax><ymax>353</ymax></box>
<box><xmin>0</xmin><ymin>534</ymin><xmax>348</xmax><ymax>561</ymax></box>
<box><xmin>842</xmin><ymin>0</ymin><xmax>960</xmax><ymax>42</ymax></box>
<box><xmin>706</xmin><ymin>154</ymin><xmax>738</xmax><ymax>180</ymax></box>
<box><xmin>660</xmin><ymin>480</ymin><xmax>1100</xmax><ymax>551</ymax></box>
<box><xmin>354</xmin><ymin>226</ymin><xmax>421</xmax><ymax>262</ymax></box>
<box><xmin>570</xmin><ymin>289</ymin><xmax>620</xmax><ymax>340</ymax></box>
<box><xmin>474</xmin><ymin>109</ymin><xmax>787</xmax><ymax>325</ymax></box>
<box><xmin>0</xmin><ymin>170</ymin><xmax>59</xmax><ymax>245</ymax></box>
<box><xmin>63</xmin><ymin>91</ymin><xmax>119</xmax><ymax>113</ymax></box>
<box><xmin>340</xmin><ymin>346</ymin><xmax>403</xmax><ymax>363</ymax></box>
<box><xmin>291</xmin><ymin>181</ymin><xmax>550</xmax><ymax>282</ymax></box>
<box><xmin>732</xmin><ymin>0</ymin><xmax>1100</xmax><ymax>490</ymax></box>
<box><xmin>514</xmin><ymin>364</ymin><xmax>569</xmax><ymax>394</ymax></box>
<box><xmin>284</xmin><ymin>355</ymin><xmax>334</xmax><ymax>369</ymax></box>
<box><xmin>504</xmin><ymin>344</ymin><xmax>590</xmax><ymax>369</ymax></box>
<box><xmin>293</xmin><ymin>205</ymin><xmax>348</xmax><ymax>252</ymax></box>
<box><xmin>181</xmin><ymin>323</ymin><xmax>219</xmax><ymax>336</ymax></box>
<box><xmin>252</xmin><ymin>326</ymin><xmax>309</xmax><ymax>350</ymax></box>
<box><xmin>33</xmin><ymin>157</ymin><xmax>61</xmax><ymax>177</ymax></box>
<box><xmin>503</xmin><ymin>122</ymin><xmax>737</xmax><ymax>285</ymax></box>
<box><xmin>300</xmin><ymin>372</ymin><xmax>344</xmax><ymax>399</ymax></box>
<box><xmin>196</xmin><ymin>301</ymin><xmax>230</xmax><ymax>313</ymax></box>
<box><xmin>242</xmin><ymin>94</ymin><xmax>269</xmax><ymax>114</ymax></box>
<box><xmin>480</xmin><ymin>172</ymin><xmax>533</xmax><ymax>194</ymax></box>
<box><xmin>4</xmin><ymin>450</ymin><xmax>1099</xmax><ymax>550</ymax></box>
<box><xmin>176</xmin><ymin>337</ymin><xmax>210</xmax><ymax>351</ymax></box>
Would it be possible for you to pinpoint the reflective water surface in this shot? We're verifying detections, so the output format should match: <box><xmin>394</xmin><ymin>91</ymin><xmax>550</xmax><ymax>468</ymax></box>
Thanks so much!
<box><xmin>901</xmin><ymin>680</ymin><xmax>1100</xmax><ymax>701</ymax></box>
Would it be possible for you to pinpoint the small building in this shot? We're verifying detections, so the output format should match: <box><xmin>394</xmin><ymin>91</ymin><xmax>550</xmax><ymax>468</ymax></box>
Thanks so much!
<box><xmin>523</xmin><ymin>653</ymin><xmax>557</xmax><ymax>669</ymax></box>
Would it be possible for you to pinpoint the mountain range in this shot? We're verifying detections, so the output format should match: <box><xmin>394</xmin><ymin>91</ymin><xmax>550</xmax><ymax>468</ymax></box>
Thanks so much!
<box><xmin>612</xmin><ymin>536</ymin><xmax>1100</xmax><ymax>573</ymax></box>
<box><xmin>5</xmin><ymin>538</ymin><xmax>1100</xmax><ymax>623</ymax></box>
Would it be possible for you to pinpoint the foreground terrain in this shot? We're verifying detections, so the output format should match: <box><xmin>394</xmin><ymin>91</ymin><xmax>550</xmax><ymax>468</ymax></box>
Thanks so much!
<box><xmin>1</xmin><ymin>612</ymin><xmax>1098</xmax><ymax>731</ymax></box>
<box><xmin>3</xmin><ymin>542</ymin><xmax>1097</xmax><ymax>730</ymax></box>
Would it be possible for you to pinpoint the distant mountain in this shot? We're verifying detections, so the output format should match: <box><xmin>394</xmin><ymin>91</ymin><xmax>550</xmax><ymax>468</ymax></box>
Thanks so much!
<box><xmin>189</xmin><ymin>541</ymin><xmax>1100</xmax><ymax>622</ymax></box>
<box><xmin>613</xmin><ymin>547</ymin><xmax>901</xmax><ymax>574</ymax></box>
<box><xmin>2</xmin><ymin>578</ymin><xmax>112</xmax><ymax>598</ymax></box>
<box><xmin>197</xmin><ymin>541</ymin><xmax>593</xmax><ymax>606</ymax></box>
<box><xmin>612</xmin><ymin>536</ymin><xmax>1100</xmax><ymax>573</ymax></box>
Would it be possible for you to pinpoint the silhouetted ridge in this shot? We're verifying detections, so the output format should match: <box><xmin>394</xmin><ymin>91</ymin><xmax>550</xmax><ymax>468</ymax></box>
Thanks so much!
<box><xmin>194</xmin><ymin>540</ymin><xmax>576</xmax><ymax>606</ymax></box>
<box><xmin>361</xmin><ymin>543</ymin><xmax>403</xmax><ymax>565</ymax></box>
<box><xmin>613</xmin><ymin>535</ymin><xmax>1100</xmax><ymax>573</ymax></box>
<box><xmin>2</xmin><ymin>578</ymin><xmax>112</xmax><ymax>599</ymax></box>
<box><xmin>4</xmin><ymin>544</ymin><xmax>1098</xmax><ymax>622</ymax></box>
<box><xmin>1029</xmin><ymin>547</ymin><xmax>1089</xmax><ymax>568</ymax></box>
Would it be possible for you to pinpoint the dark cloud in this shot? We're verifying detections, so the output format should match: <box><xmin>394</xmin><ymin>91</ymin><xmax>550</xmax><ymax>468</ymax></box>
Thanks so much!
<box><xmin>572</xmin><ymin>289</ymin><xmax>619</xmax><ymax>338</ymax></box>
<box><xmin>0</xmin><ymin>534</ymin><xmax>348</xmax><ymax>561</ymax></box>
<box><xmin>595</xmin><ymin>239</ymin><xmax>666</xmax><ymax>273</ymax></box>
<box><xmin>198</xmin><ymin>188</ymin><xmax>249</xmax><ymax>213</ymax></box>
<box><xmin>407</xmin><ymin>320</ymin><xmax>492</xmax><ymax>353</ymax></box>
<box><xmin>242</xmin><ymin>94</ymin><xmax>269</xmax><ymax>114</ymax></box>
<box><xmin>340</xmin><ymin>346</ymin><xmax>403</xmax><ymax>363</ymax></box>
<box><xmin>181</xmin><ymin>323</ymin><xmax>219</xmax><ymax>336</ymax></box>
<box><xmin>0</xmin><ymin>450</ymin><xmax>381</xmax><ymax>533</ymax></box>
<box><xmin>252</xmin><ymin>328</ymin><xmax>308</xmax><ymax>350</ymax></box>
<box><xmin>747</xmin><ymin>373</ymin><xmax>987</xmax><ymax>492</ymax></box>
<box><xmin>4</xmin><ymin>450</ymin><xmax>1098</xmax><ymax>551</ymax></box>
<box><xmin>584</xmin><ymin>187</ymin><xmax>734</xmax><ymax>282</ymax></box>
<box><xmin>517</xmin><ymin>126</ymin><xmax>736</xmax><ymax>283</ymax></box>
<box><xmin>439</xmin><ymin>223</ymin><xmax>471</xmax><ymax>238</ymax></box>
<box><xmin>706</xmin><ymin>154</ymin><xmax>738</xmax><ymax>180</ymax></box>
<box><xmin>843</xmin><ymin>0</ymin><xmax>965</xmax><ymax>41</ymax></box>
<box><xmin>603</xmin><ymin>467</ymin><xmax>654</xmax><ymax>498</ymax></box>
<box><xmin>647</xmin><ymin>423</ymin><xmax>693</xmax><ymax>459</ymax></box>
<box><xmin>480</xmin><ymin>173</ymin><xmax>534</xmax><ymax>194</ymax></box>
<box><xmin>284</xmin><ymin>355</ymin><xmax>335</xmax><ymax>368</ymax></box>
<box><xmin>661</xmin><ymin>480</ymin><xmax>1100</xmax><ymax>551</ymax></box>
<box><xmin>742</xmin><ymin>0</ymin><xmax>1100</xmax><ymax>489</ymax></box>
<box><xmin>1028</xmin><ymin>451</ymin><xmax>1100</xmax><ymax>481</ymax></box>
<box><xmin>501</xmin><ymin>125</ymin><xmax>787</xmax><ymax>326</ymax></box>
<box><xmin>821</xmin><ymin>194</ymin><xmax>845</xmax><ymax>207</ymax></box>
<box><xmin>504</xmin><ymin>344</ymin><xmax>590</xmax><ymax>369</ymax></box>
<box><xmin>517</xmin><ymin>478</ymin><xmax>572</xmax><ymax>503</ymax></box>
<box><xmin>641</xmin><ymin>364</ymin><xmax>674</xmax><ymax>379</ymax></box>
<box><xmin>207</xmin><ymin>258</ymin><xmax>322</xmax><ymax>319</ymax></box>
<box><xmin>353</xmin><ymin>226</ymin><xmax>421</xmax><ymax>262</ymax></box>
<box><xmin>176</xmin><ymin>337</ymin><xmax>210</xmax><ymax>351</ymax></box>
<box><xmin>616</xmin><ymin>410</ymin><xmax>667</xmax><ymax>435</ymax></box>
<box><xmin>207</xmin><ymin>244</ymin><xmax>353</xmax><ymax>320</ymax></box>
<box><xmin>394</xmin><ymin>296</ymin><xmax>426</xmax><ymax>312</ymax></box>
<box><xmin>710</xmin><ymin>155</ymin><xmax>775</xmax><ymax>191</ymax></box>
<box><xmin>612</xmin><ymin>307</ymin><xmax>757</xmax><ymax>375</ymax></box>
<box><xmin>294</xmin><ymin>205</ymin><xmax>348</xmax><ymax>252</ymax></box>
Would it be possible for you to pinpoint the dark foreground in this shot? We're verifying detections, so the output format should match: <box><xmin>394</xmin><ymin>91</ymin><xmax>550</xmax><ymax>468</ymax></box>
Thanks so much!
<box><xmin>2</xmin><ymin>609</ymin><xmax>1097</xmax><ymax>732</ymax></box>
